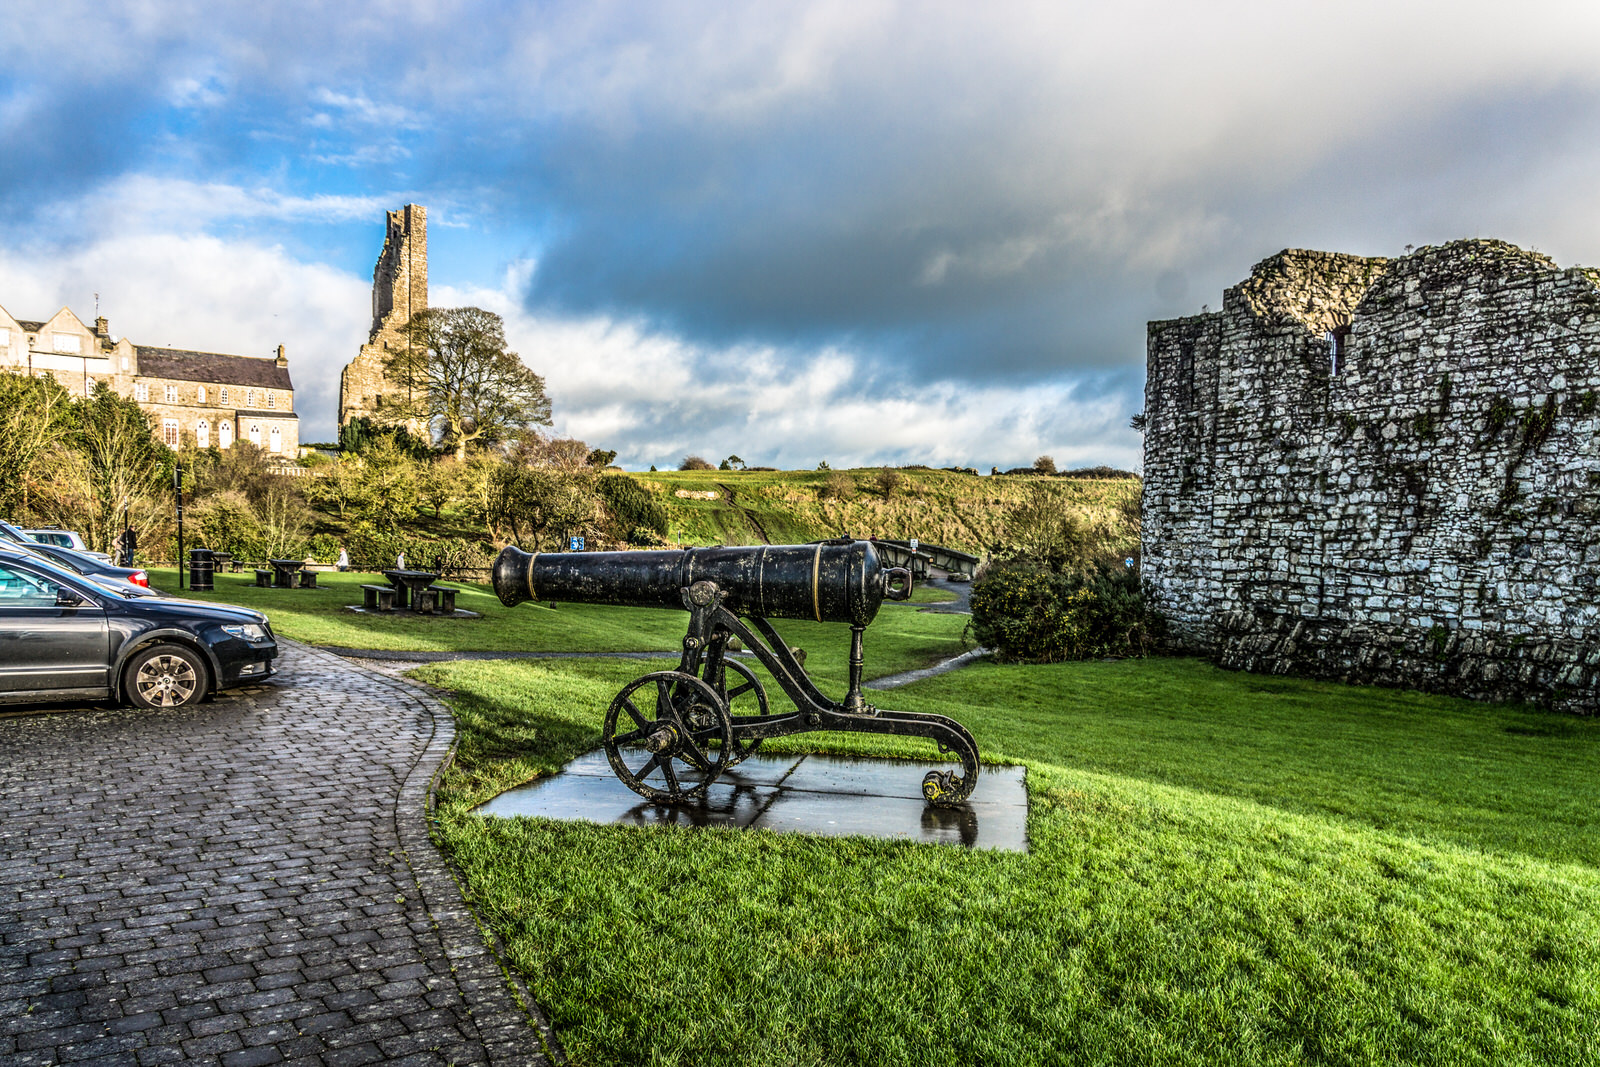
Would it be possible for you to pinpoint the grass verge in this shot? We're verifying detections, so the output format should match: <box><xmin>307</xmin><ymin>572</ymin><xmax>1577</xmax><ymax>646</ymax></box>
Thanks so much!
<box><xmin>420</xmin><ymin>628</ymin><xmax>1600</xmax><ymax>1065</ymax></box>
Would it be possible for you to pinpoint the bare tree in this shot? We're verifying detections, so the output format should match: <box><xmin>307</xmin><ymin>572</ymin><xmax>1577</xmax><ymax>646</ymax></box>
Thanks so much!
<box><xmin>388</xmin><ymin>307</ymin><xmax>553</xmax><ymax>460</ymax></box>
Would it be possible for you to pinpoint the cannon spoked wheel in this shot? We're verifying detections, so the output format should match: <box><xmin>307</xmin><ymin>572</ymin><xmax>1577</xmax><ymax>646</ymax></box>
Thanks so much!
<box><xmin>604</xmin><ymin>671</ymin><xmax>734</xmax><ymax>804</ymax></box>
<box><xmin>709</xmin><ymin>658</ymin><xmax>772</xmax><ymax>767</ymax></box>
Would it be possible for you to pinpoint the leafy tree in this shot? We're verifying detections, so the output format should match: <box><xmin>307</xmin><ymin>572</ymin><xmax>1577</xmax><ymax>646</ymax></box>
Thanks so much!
<box><xmin>52</xmin><ymin>385</ymin><xmax>171</xmax><ymax>552</ymax></box>
<box><xmin>587</xmin><ymin>448</ymin><xmax>618</xmax><ymax>468</ymax></box>
<box><xmin>994</xmin><ymin>484</ymin><xmax>1111</xmax><ymax>570</ymax></box>
<box><xmin>679</xmin><ymin>455</ymin><xmax>714</xmax><ymax>471</ymax></box>
<box><xmin>719</xmin><ymin>455</ymin><xmax>745</xmax><ymax>471</ymax></box>
<box><xmin>305</xmin><ymin>455</ymin><xmax>370</xmax><ymax>520</ymax></box>
<box><xmin>388</xmin><ymin>306</ymin><xmax>552</xmax><ymax>460</ymax></box>
<box><xmin>0</xmin><ymin>373</ymin><xmax>75</xmax><ymax>516</ymax></box>
<box><xmin>416</xmin><ymin>460</ymin><xmax>455</xmax><ymax>518</ymax></box>
<box><xmin>359</xmin><ymin>442</ymin><xmax>422</xmax><ymax>531</ymax></box>
<box><xmin>493</xmin><ymin>464</ymin><xmax>601</xmax><ymax>550</ymax></box>
<box><xmin>1034</xmin><ymin>455</ymin><xmax>1058</xmax><ymax>475</ymax></box>
<box><xmin>874</xmin><ymin>468</ymin><xmax>903</xmax><ymax>496</ymax></box>
<box><xmin>598</xmin><ymin>475</ymin><xmax>669</xmax><ymax>542</ymax></box>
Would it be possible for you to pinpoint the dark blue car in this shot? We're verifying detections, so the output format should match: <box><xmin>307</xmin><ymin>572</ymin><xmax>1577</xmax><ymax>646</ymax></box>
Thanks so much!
<box><xmin>0</xmin><ymin>546</ymin><xmax>277</xmax><ymax>708</ymax></box>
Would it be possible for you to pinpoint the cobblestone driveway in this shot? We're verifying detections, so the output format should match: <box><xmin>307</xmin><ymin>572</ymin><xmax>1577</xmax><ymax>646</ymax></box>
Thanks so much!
<box><xmin>0</xmin><ymin>641</ymin><xmax>553</xmax><ymax>1067</ymax></box>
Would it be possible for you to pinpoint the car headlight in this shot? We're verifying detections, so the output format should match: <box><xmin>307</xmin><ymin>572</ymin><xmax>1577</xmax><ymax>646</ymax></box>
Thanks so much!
<box><xmin>222</xmin><ymin>623</ymin><xmax>269</xmax><ymax>641</ymax></box>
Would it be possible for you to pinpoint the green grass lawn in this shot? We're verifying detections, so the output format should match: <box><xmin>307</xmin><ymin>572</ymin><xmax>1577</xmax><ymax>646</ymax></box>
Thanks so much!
<box><xmin>418</xmin><ymin>624</ymin><xmax>1600</xmax><ymax>1066</ymax></box>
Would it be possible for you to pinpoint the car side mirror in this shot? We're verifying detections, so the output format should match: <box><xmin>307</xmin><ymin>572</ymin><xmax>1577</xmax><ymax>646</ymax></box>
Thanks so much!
<box><xmin>55</xmin><ymin>588</ymin><xmax>85</xmax><ymax>607</ymax></box>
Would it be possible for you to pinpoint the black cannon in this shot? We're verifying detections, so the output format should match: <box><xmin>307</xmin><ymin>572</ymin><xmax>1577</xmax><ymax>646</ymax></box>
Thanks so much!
<box><xmin>493</xmin><ymin>539</ymin><xmax>980</xmax><ymax>807</ymax></box>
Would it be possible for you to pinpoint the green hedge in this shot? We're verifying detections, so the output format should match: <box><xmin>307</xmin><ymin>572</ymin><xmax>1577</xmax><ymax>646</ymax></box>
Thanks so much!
<box><xmin>969</xmin><ymin>559</ymin><xmax>1161</xmax><ymax>662</ymax></box>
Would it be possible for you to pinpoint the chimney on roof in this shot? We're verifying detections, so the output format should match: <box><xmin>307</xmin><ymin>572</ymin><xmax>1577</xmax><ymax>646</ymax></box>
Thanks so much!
<box><xmin>275</xmin><ymin>344</ymin><xmax>287</xmax><ymax>367</ymax></box>
<box><xmin>95</xmin><ymin>316</ymin><xmax>109</xmax><ymax>338</ymax></box>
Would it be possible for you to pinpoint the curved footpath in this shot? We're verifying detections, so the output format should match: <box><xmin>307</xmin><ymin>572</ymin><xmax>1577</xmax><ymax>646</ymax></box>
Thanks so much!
<box><xmin>0</xmin><ymin>640</ymin><xmax>556</xmax><ymax>1067</ymax></box>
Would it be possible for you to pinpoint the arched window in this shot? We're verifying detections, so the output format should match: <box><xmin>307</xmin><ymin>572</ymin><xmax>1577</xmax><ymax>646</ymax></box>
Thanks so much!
<box><xmin>249</xmin><ymin>423</ymin><xmax>261</xmax><ymax>446</ymax></box>
<box><xmin>269</xmin><ymin>426</ymin><xmax>282</xmax><ymax>453</ymax></box>
<box><xmin>220</xmin><ymin>387</ymin><xmax>229</xmax><ymax>404</ymax></box>
<box><xmin>196</xmin><ymin>420</ymin><xmax>209</xmax><ymax>448</ymax></box>
<box><xmin>219</xmin><ymin>420</ymin><xmax>233</xmax><ymax>447</ymax></box>
<box><xmin>197</xmin><ymin>385</ymin><xmax>206</xmax><ymax>403</ymax></box>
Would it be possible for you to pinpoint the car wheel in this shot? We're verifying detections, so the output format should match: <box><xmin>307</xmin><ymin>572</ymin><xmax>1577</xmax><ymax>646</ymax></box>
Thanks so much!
<box><xmin>124</xmin><ymin>644</ymin><xmax>209</xmax><ymax>709</ymax></box>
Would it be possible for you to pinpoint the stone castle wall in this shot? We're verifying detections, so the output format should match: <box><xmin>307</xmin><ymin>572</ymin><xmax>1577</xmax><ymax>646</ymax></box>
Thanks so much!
<box><xmin>339</xmin><ymin>204</ymin><xmax>427</xmax><ymax>428</ymax></box>
<box><xmin>1142</xmin><ymin>240</ymin><xmax>1600</xmax><ymax>712</ymax></box>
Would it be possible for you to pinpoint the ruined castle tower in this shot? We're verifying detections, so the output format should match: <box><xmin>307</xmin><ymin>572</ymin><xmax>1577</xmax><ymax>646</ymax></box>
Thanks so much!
<box><xmin>338</xmin><ymin>204</ymin><xmax>428</xmax><ymax>430</ymax></box>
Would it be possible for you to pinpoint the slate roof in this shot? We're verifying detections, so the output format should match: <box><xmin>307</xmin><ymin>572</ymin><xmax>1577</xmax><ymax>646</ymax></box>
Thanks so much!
<box><xmin>233</xmin><ymin>409</ymin><xmax>299</xmax><ymax>419</ymax></box>
<box><xmin>18</xmin><ymin>321</ymin><xmax>44</xmax><ymax>332</ymax></box>
<box><xmin>135</xmin><ymin>346</ymin><xmax>293</xmax><ymax>390</ymax></box>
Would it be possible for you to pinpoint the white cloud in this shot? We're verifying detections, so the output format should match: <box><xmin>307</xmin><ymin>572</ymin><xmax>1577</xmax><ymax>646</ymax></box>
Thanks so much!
<box><xmin>0</xmin><ymin>230</ymin><xmax>369</xmax><ymax>442</ymax></box>
<box><xmin>36</xmin><ymin>175</ymin><xmax>393</xmax><ymax>235</ymax></box>
<box><xmin>435</xmin><ymin>274</ymin><xmax>1141</xmax><ymax>471</ymax></box>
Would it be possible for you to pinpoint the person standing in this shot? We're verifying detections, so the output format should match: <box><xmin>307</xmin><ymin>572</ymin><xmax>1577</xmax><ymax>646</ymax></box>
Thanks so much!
<box><xmin>115</xmin><ymin>526</ymin><xmax>138</xmax><ymax>568</ymax></box>
<box><xmin>337</xmin><ymin>546</ymin><xmax>349</xmax><ymax>572</ymax></box>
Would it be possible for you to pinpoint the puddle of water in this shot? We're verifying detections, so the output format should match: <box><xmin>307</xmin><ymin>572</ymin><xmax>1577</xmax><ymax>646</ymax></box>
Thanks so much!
<box><xmin>475</xmin><ymin>750</ymin><xmax>1028</xmax><ymax>852</ymax></box>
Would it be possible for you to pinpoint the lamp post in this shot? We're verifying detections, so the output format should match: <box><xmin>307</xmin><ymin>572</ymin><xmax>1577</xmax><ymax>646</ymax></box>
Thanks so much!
<box><xmin>175</xmin><ymin>464</ymin><xmax>185</xmax><ymax>591</ymax></box>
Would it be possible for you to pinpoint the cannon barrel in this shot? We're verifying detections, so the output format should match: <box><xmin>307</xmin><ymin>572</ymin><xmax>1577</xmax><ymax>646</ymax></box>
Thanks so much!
<box><xmin>493</xmin><ymin>541</ymin><xmax>909</xmax><ymax>626</ymax></box>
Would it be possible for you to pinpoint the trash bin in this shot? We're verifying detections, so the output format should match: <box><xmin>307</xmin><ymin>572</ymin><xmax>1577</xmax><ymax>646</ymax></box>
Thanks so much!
<box><xmin>188</xmin><ymin>548</ymin><xmax>215</xmax><ymax>591</ymax></box>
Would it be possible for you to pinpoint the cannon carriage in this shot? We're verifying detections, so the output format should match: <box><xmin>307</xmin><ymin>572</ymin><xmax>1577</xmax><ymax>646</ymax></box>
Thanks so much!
<box><xmin>493</xmin><ymin>539</ymin><xmax>980</xmax><ymax>807</ymax></box>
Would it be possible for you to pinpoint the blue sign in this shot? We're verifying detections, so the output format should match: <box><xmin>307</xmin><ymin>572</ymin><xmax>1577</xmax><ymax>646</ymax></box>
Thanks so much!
<box><xmin>570</xmin><ymin>536</ymin><xmax>586</xmax><ymax>552</ymax></box>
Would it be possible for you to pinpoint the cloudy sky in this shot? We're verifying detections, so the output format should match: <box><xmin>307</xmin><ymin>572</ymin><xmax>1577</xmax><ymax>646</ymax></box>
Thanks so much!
<box><xmin>5</xmin><ymin>2</ymin><xmax>1600</xmax><ymax>471</ymax></box>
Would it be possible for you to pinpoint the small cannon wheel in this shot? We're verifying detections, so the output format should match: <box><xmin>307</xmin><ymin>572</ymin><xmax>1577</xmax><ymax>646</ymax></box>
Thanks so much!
<box><xmin>604</xmin><ymin>671</ymin><xmax>733</xmax><ymax>804</ymax></box>
<box><xmin>710</xmin><ymin>658</ymin><xmax>772</xmax><ymax>767</ymax></box>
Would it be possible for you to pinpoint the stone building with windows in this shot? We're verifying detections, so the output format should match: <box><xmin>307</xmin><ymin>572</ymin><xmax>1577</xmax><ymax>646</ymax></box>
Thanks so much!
<box><xmin>0</xmin><ymin>303</ymin><xmax>298</xmax><ymax>455</ymax></box>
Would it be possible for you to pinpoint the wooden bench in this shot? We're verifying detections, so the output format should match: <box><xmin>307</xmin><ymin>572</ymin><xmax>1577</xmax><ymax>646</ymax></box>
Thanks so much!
<box><xmin>255</xmin><ymin>569</ymin><xmax>272</xmax><ymax>587</ymax></box>
<box><xmin>361</xmin><ymin>584</ymin><xmax>397</xmax><ymax>611</ymax></box>
<box><xmin>300</xmin><ymin>570</ymin><xmax>318</xmax><ymax>589</ymax></box>
<box><xmin>408</xmin><ymin>585</ymin><xmax>458</xmax><ymax>615</ymax></box>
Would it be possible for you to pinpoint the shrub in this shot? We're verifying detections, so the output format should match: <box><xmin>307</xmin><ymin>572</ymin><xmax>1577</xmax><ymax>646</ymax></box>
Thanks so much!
<box><xmin>306</xmin><ymin>533</ymin><xmax>342</xmax><ymax>564</ymax></box>
<box><xmin>817</xmin><ymin>470</ymin><xmax>857</xmax><ymax>500</ymax></box>
<box><xmin>597</xmin><ymin>475</ymin><xmax>669</xmax><ymax>542</ymax></box>
<box><xmin>969</xmin><ymin>559</ymin><xmax>1161</xmax><ymax>662</ymax></box>
<box><xmin>874</xmin><ymin>468</ymin><xmax>903</xmax><ymax>497</ymax></box>
<box><xmin>1034</xmin><ymin>455</ymin><xmax>1057</xmax><ymax>475</ymax></box>
<box><xmin>342</xmin><ymin>526</ymin><xmax>494</xmax><ymax>574</ymax></box>
<box><xmin>679</xmin><ymin>455</ymin><xmax>715</xmax><ymax>471</ymax></box>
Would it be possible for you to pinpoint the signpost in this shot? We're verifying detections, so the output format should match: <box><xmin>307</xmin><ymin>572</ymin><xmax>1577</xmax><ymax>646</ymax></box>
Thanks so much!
<box><xmin>569</xmin><ymin>536</ymin><xmax>585</xmax><ymax>552</ymax></box>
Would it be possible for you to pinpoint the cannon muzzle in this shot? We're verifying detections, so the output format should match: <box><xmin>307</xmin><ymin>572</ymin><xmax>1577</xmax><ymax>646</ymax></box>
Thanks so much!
<box><xmin>493</xmin><ymin>541</ymin><xmax>911</xmax><ymax>626</ymax></box>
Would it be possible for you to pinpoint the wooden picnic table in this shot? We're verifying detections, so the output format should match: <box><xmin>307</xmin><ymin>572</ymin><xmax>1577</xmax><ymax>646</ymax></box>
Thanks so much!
<box><xmin>382</xmin><ymin>569</ymin><xmax>441</xmax><ymax>612</ymax></box>
<box><xmin>268</xmin><ymin>558</ymin><xmax>305</xmax><ymax>588</ymax></box>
